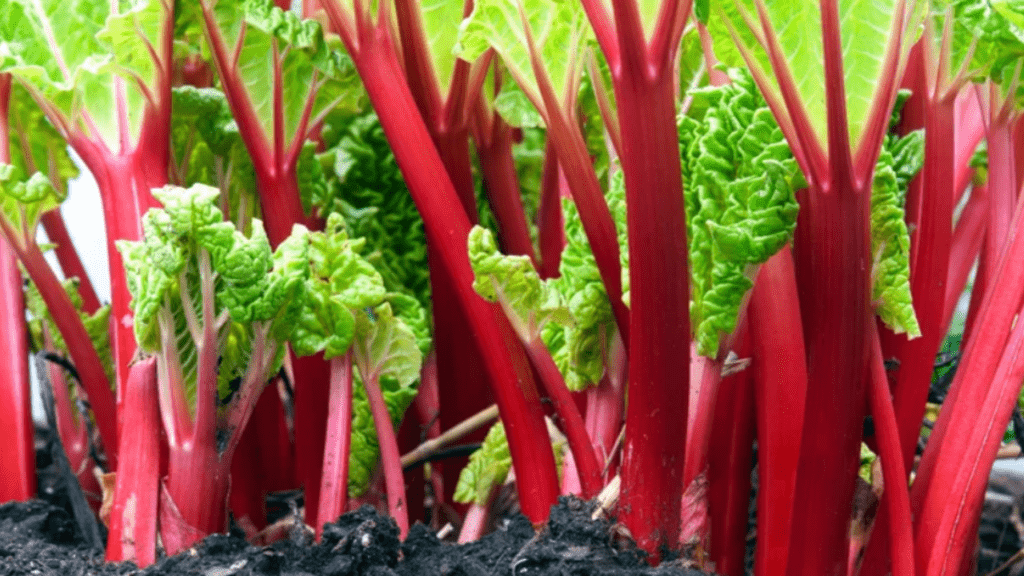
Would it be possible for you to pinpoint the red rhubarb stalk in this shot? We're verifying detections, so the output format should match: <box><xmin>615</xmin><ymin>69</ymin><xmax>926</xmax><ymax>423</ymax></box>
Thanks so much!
<box><xmin>362</xmin><ymin>369</ymin><xmax>411</xmax><ymax>537</ymax></box>
<box><xmin>536</xmin><ymin>140</ymin><xmax>565</xmax><ymax>280</ymax></box>
<box><xmin>105</xmin><ymin>358</ymin><xmax>160</xmax><ymax>567</ymax></box>
<box><xmin>748</xmin><ymin>246</ymin><xmax>807</xmax><ymax>576</ymax></box>
<box><xmin>316</xmin><ymin>353</ymin><xmax>354</xmax><ymax>539</ymax></box>
<box><xmin>522</xmin><ymin>338</ymin><xmax>603</xmax><ymax>498</ymax></box>
<box><xmin>318</xmin><ymin>0</ymin><xmax>560</xmax><ymax>524</ymax></box>
<box><xmin>706</xmin><ymin>330</ymin><xmax>754</xmax><ymax>576</ymax></box>
<box><xmin>573</xmin><ymin>0</ymin><xmax>693</xmax><ymax>554</ymax></box>
<box><xmin>912</xmin><ymin>177</ymin><xmax>1024</xmax><ymax>576</ymax></box>
<box><xmin>868</xmin><ymin>329</ymin><xmax>914</xmax><ymax>576</ymax></box>
<box><xmin>0</xmin><ymin>74</ymin><xmax>33</xmax><ymax>503</ymax></box>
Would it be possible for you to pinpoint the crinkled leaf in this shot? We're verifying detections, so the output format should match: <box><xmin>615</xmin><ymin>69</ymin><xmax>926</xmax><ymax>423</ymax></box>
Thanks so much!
<box><xmin>870</xmin><ymin>130</ymin><xmax>922</xmax><ymax>337</ymax></box>
<box><xmin>680</xmin><ymin>70</ymin><xmax>800</xmax><ymax>357</ymax></box>
<box><xmin>454</xmin><ymin>421</ymin><xmax>512</xmax><ymax>505</ymax></box>
<box><xmin>0</xmin><ymin>165</ymin><xmax>64</xmax><ymax>245</ymax></box>
<box><xmin>120</xmin><ymin>183</ymin><xmax>306</xmax><ymax>410</ymax></box>
<box><xmin>315</xmin><ymin>113</ymin><xmax>430</xmax><ymax>308</ymax></box>
<box><xmin>352</xmin><ymin>302</ymin><xmax>423</xmax><ymax>388</ymax></box>
<box><xmin>347</xmin><ymin>370</ymin><xmax>419</xmax><ymax>497</ymax></box>
<box><xmin>387</xmin><ymin>292</ymin><xmax>432</xmax><ymax>356</ymax></box>
<box><xmin>169</xmin><ymin>86</ymin><xmax>257</xmax><ymax>216</ymax></box>
<box><xmin>468</xmin><ymin>226</ymin><xmax>570</xmax><ymax>341</ymax></box>
<box><xmin>290</xmin><ymin>213</ymin><xmax>387</xmax><ymax>359</ymax></box>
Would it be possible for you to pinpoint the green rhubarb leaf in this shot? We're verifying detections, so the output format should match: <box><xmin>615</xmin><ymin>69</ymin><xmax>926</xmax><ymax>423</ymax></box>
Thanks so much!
<box><xmin>347</xmin><ymin>369</ymin><xmax>419</xmax><ymax>497</ymax></box>
<box><xmin>708</xmin><ymin>0</ymin><xmax>923</xmax><ymax>149</ymax></box>
<box><xmin>5</xmin><ymin>83</ymin><xmax>78</xmax><ymax>187</ymax></box>
<box><xmin>352</xmin><ymin>301</ymin><xmax>423</xmax><ymax>388</ymax></box>
<box><xmin>971</xmin><ymin>0</ymin><xmax>1024</xmax><ymax>91</ymax></box>
<box><xmin>870</xmin><ymin>130</ymin><xmax>923</xmax><ymax>337</ymax></box>
<box><xmin>1</xmin><ymin>0</ymin><xmax>172</xmax><ymax>152</ymax></box>
<box><xmin>180</xmin><ymin>0</ymin><xmax>363</xmax><ymax>157</ymax></box>
<box><xmin>346</xmin><ymin>293</ymin><xmax>427</xmax><ymax>498</ymax></box>
<box><xmin>454</xmin><ymin>0</ymin><xmax>590</xmax><ymax>123</ymax></box>
<box><xmin>493</xmin><ymin>81</ymin><xmax>545</xmax><ymax>128</ymax></box>
<box><xmin>316</xmin><ymin>113</ymin><xmax>430</xmax><ymax>309</ymax></box>
<box><xmin>168</xmin><ymin>86</ymin><xmax>258</xmax><ymax>219</ymax></box>
<box><xmin>680</xmin><ymin>69</ymin><xmax>801</xmax><ymax>357</ymax></box>
<box><xmin>388</xmin><ymin>292</ymin><xmax>433</xmax><ymax>356</ymax></box>
<box><xmin>454</xmin><ymin>421</ymin><xmax>512</xmax><ymax>505</ymax></box>
<box><xmin>468</xmin><ymin>225</ymin><xmax>571</xmax><ymax>342</ymax></box>
<box><xmin>290</xmin><ymin>212</ymin><xmax>387</xmax><ymax>360</ymax></box>
<box><xmin>0</xmin><ymin>165</ymin><xmax>64</xmax><ymax>246</ymax></box>
<box><xmin>420</xmin><ymin>0</ymin><xmax>470</xmax><ymax>96</ymax></box>
<box><xmin>121</xmin><ymin>183</ymin><xmax>307</xmax><ymax>408</ymax></box>
<box><xmin>451</xmin><ymin>419</ymin><xmax>567</xmax><ymax>504</ymax></box>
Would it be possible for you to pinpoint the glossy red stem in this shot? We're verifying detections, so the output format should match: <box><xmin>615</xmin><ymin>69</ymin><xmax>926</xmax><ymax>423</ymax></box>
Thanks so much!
<box><xmin>319</xmin><ymin>9</ymin><xmax>560</xmax><ymax>523</ymax></box>
<box><xmin>614</xmin><ymin>60</ymin><xmax>691</xmax><ymax>560</ymax></box>
<box><xmin>749</xmin><ymin>246</ymin><xmax>807</xmax><ymax>576</ymax></box>
<box><xmin>316</xmin><ymin>353</ymin><xmax>354</xmax><ymax>539</ymax></box>
<box><xmin>0</xmin><ymin>75</ymin><xmax>33</xmax><ymax>503</ymax></box>
<box><xmin>105</xmin><ymin>358</ymin><xmax>160</xmax><ymax>567</ymax></box>
<box><xmin>523</xmin><ymin>338</ymin><xmax>603</xmax><ymax>499</ymax></box>
<box><xmin>363</xmin><ymin>370</ymin><xmax>410</xmax><ymax>537</ymax></box>
<box><xmin>707</xmin><ymin>330</ymin><xmax>754</xmax><ymax>576</ymax></box>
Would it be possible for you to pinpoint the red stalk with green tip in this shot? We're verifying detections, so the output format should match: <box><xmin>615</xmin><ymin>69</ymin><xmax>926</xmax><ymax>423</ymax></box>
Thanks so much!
<box><xmin>867</xmin><ymin>327</ymin><xmax>915</xmax><ymax>576</ymax></box>
<box><xmin>709</xmin><ymin>0</ymin><xmax>919</xmax><ymax>569</ymax></box>
<box><xmin>190</xmin><ymin>0</ymin><xmax>363</xmax><ymax>524</ymax></box>
<box><xmin>362</xmin><ymin>370</ymin><xmax>411</xmax><ymax>536</ymax></box>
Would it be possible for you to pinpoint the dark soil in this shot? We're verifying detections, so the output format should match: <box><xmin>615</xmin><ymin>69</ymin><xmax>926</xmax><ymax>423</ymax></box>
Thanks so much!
<box><xmin>0</xmin><ymin>497</ymin><xmax>711</xmax><ymax>576</ymax></box>
<box><xmin>5</xmin><ymin>379</ymin><xmax>712</xmax><ymax>576</ymax></box>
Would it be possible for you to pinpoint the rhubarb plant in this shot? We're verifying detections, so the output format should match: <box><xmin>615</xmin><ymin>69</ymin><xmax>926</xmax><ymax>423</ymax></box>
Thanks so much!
<box><xmin>291</xmin><ymin>213</ymin><xmax>427</xmax><ymax>538</ymax></box>
<box><xmin>1</xmin><ymin>0</ymin><xmax>176</xmax><ymax>394</ymax></box>
<box><xmin>119</xmin><ymin>183</ymin><xmax>309</xmax><ymax>554</ymax></box>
